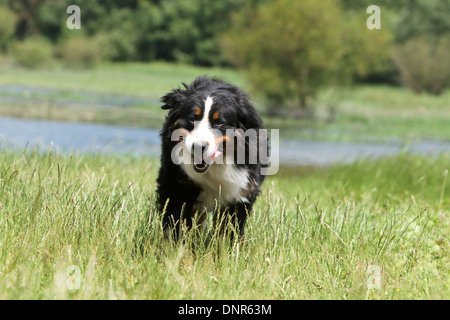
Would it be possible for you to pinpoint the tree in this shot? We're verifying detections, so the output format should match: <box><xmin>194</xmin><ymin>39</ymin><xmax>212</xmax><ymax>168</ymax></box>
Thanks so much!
<box><xmin>394</xmin><ymin>0</ymin><xmax>450</xmax><ymax>43</ymax></box>
<box><xmin>7</xmin><ymin>0</ymin><xmax>47</xmax><ymax>38</ymax></box>
<box><xmin>222</xmin><ymin>0</ymin><xmax>392</xmax><ymax>117</ymax></box>
<box><xmin>391</xmin><ymin>0</ymin><xmax>450</xmax><ymax>94</ymax></box>
<box><xmin>154</xmin><ymin>0</ymin><xmax>245</xmax><ymax>65</ymax></box>
<box><xmin>392</xmin><ymin>35</ymin><xmax>450</xmax><ymax>95</ymax></box>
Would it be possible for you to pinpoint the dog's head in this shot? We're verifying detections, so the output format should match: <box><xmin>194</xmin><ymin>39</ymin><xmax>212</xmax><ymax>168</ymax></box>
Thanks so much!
<box><xmin>160</xmin><ymin>76</ymin><xmax>263</xmax><ymax>174</ymax></box>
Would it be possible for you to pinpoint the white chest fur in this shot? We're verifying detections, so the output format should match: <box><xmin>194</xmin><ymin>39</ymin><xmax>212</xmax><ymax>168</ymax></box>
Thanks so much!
<box><xmin>182</xmin><ymin>163</ymin><xmax>249</xmax><ymax>212</ymax></box>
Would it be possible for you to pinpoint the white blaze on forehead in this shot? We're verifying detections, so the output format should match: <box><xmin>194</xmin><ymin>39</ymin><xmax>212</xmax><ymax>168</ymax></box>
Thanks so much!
<box><xmin>202</xmin><ymin>96</ymin><xmax>214</xmax><ymax>122</ymax></box>
<box><xmin>186</xmin><ymin>96</ymin><xmax>216</xmax><ymax>158</ymax></box>
<box><xmin>195</xmin><ymin>96</ymin><xmax>213</xmax><ymax>131</ymax></box>
<box><xmin>196</xmin><ymin>96</ymin><xmax>213</xmax><ymax>134</ymax></box>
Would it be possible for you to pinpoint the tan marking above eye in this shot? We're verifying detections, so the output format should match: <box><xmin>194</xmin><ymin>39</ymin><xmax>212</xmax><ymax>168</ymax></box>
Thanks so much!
<box><xmin>195</xmin><ymin>107</ymin><xmax>201</xmax><ymax>116</ymax></box>
<box><xmin>176</xmin><ymin>128</ymin><xmax>189</xmax><ymax>143</ymax></box>
<box><xmin>213</xmin><ymin>111</ymin><xmax>220</xmax><ymax>120</ymax></box>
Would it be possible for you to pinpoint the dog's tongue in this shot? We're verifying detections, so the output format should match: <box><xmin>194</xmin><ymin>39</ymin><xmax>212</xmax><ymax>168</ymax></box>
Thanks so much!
<box><xmin>193</xmin><ymin>151</ymin><xmax>221</xmax><ymax>165</ymax></box>
<box><xmin>211</xmin><ymin>151</ymin><xmax>222</xmax><ymax>159</ymax></box>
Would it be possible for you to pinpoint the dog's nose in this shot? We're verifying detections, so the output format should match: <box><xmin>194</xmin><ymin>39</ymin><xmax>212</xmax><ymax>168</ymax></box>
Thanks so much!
<box><xmin>191</xmin><ymin>141</ymin><xmax>209</xmax><ymax>164</ymax></box>
<box><xmin>192</xmin><ymin>141</ymin><xmax>209</xmax><ymax>154</ymax></box>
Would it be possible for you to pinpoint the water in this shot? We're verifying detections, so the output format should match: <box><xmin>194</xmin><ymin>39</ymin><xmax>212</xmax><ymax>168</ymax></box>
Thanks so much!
<box><xmin>0</xmin><ymin>117</ymin><xmax>449</xmax><ymax>166</ymax></box>
<box><xmin>0</xmin><ymin>117</ymin><xmax>161</xmax><ymax>157</ymax></box>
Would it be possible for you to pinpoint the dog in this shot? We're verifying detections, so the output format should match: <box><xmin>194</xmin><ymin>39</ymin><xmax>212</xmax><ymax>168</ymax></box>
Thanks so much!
<box><xmin>156</xmin><ymin>76</ymin><xmax>266</xmax><ymax>241</ymax></box>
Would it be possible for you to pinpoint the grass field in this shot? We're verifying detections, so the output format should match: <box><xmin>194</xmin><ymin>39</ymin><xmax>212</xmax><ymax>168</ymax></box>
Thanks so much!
<box><xmin>0</xmin><ymin>62</ymin><xmax>449</xmax><ymax>142</ymax></box>
<box><xmin>0</xmin><ymin>61</ymin><xmax>449</xmax><ymax>300</ymax></box>
<box><xmin>0</xmin><ymin>149</ymin><xmax>448</xmax><ymax>299</ymax></box>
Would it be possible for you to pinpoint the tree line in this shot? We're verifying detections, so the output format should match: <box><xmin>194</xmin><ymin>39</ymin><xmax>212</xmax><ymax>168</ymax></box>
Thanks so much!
<box><xmin>0</xmin><ymin>0</ymin><xmax>449</xmax><ymax>114</ymax></box>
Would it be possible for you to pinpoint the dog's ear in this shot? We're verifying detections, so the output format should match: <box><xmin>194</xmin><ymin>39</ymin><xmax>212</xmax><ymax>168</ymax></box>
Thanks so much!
<box><xmin>237</xmin><ymin>97</ymin><xmax>263</xmax><ymax>131</ymax></box>
<box><xmin>161</xmin><ymin>83</ymin><xmax>189</xmax><ymax>110</ymax></box>
<box><xmin>217</xmin><ymin>84</ymin><xmax>263</xmax><ymax>130</ymax></box>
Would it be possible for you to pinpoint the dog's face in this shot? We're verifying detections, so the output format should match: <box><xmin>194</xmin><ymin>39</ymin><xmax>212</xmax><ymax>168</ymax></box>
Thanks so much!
<box><xmin>160</xmin><ymin>76</ymin><xmax>263</xmax><ymax>175</ymax></box>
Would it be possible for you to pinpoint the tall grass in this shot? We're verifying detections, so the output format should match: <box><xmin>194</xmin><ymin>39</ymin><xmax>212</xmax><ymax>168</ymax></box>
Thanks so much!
<box><xmin>0</xmin><ymin>149</ymin><xmax>448</xmax><ymax>299</ymax></box>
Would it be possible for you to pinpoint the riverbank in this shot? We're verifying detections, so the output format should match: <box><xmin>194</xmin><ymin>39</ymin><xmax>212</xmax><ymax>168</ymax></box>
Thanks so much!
<box><xmin>2</xmin><ymin>116</ymin><xmax>450</xmax><ymax>168</ymax></box>
<box><xmin>0</xmin><ymin>62</ymin><xmax>449</xmax><ymax>142</ymax></box>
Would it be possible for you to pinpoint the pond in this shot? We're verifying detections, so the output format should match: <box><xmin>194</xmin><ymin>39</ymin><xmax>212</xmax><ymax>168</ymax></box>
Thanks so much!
<box><xmin>0</xmin><ymin>117</ymin><xmax>449</xmax><ymax>167</ymax></box>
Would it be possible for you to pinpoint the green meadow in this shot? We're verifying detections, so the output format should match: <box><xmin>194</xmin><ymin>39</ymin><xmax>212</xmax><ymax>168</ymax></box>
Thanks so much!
<box><xmin>0</xmin><ymin>150</ymin><xmax>448</xmax><ymax>299</ymax></box>
<box><xmin>0</xmin><ymin>62</ymin><xmax>449</xmax><ymax>299</ymax></box>
<box><xmin>0</xmin><ymin>0</ymin><xmax>449</xmax><ymax>302</ymax></box>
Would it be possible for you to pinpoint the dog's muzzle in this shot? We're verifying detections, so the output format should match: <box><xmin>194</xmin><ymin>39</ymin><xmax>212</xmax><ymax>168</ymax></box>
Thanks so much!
<box><xmin>191</xmin><ymin>142</ymin><xmax>221</xmax><ymax>174</ymax></box>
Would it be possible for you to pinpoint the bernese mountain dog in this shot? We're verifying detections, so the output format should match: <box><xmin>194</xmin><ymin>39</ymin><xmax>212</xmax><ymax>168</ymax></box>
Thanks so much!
<box><xmin>156</xmin><ymin>76</ymin><xmax>267</xmax><ymax>241</ymax></box>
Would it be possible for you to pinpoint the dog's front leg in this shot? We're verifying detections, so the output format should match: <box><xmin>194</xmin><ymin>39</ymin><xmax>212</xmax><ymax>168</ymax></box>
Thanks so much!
<box><xmin>161</xmin><ymin>198</ymin><xmax>195</xmax><ymax>241</ymax></box>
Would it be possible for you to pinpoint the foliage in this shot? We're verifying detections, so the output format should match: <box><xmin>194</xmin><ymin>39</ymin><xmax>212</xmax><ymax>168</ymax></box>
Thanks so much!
<box><xmin>57</xmin><ymin>36</ymin><xmax>102</xmax><ymax>68</ymax></box>
<box><xmin>6</xmin><ymin>0</ymin><xmax>47</xmax><ymax>39</ymax></box>
<box><xmin>154</xmin><ymin>0</ymin><xmax>245</xmax><ymax>66</ymax></box>
<box><xmin>2</xmin><ymin>0</ymin><xmax>449</xmax><ymax>94</ymax></box>
<box><xmin>35</xmin><ymin>1</ymin><xmax>66</xmax><ymax>42</ymax></box>
<box><xmin>392</xmin><ymin>35</ymin><xmax>450</xmax><ymax>95</ymax></box>
<box><xmin>338</xmin><ymin>12</ymin><xmax>393</xmax><ymax>83</ymax></box>
<box><xmin>339</xmin><ymin>0</ymin><xmax>409</xmax><ymax>9</ymax></box>
<box><xmin>339</xmin><ymin>0</ymin><xmax>450</xmax><ymax>85</ymax></box>
<box><xmin>394</xmin><ymin>0</ymin><xmax>450</xmax><ymax>43</ymax></box>
<box><xmin>222</xmin><ymin>0</ymin><xmax>392</xmax><ymax>116</ymax></box>
<box><xmin>0</xmin><ymin>6</ymin><xmax>15</xmax><ymax>52</ymax></box>
<box><xmin>6</xmin><ymin>0</ymin><xmax>245</xmax><ymax>66</ymax></box>
<box><xmin>11</xmin><ymin>36</ymin><xmax>53</xmax><ymax>68</ymax></box>
<box><xmin>389</xmin><ymin>0</ymin><xmax>450</xmax><ymax>94</ymax></box>
<box><xmin>94</xmin><ymin>9</ymin><xmax>140</xmax><ymax>62</ymax></box>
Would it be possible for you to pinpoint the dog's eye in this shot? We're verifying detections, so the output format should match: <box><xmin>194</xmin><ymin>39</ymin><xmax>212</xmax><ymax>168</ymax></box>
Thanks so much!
<box><xmin>214</xmin><ymin>120</ymin><xmax>224</xmax><ymax>127</ymax></box>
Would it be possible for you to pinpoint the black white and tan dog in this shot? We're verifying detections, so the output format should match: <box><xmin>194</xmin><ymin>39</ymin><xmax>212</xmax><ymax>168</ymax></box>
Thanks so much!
<box><xmin>157</xmin><ymin>76</ymin><xmax>267</xmax><ymax>240</ymax></box>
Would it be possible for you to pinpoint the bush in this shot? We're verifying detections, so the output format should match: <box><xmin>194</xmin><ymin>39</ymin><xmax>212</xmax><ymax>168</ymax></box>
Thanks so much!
<box><xmin>95</xmin><ymin>30</ymin><xmax>138</xmax><ymax>62</ymax></box>
<box><xmin>222</xmin><ymin>0</ymin><xmax>392</xmax><ymax>116</ymax></box>
<box><xmin>12</xmin><ymin>37</ymin><xmax>54</xmax><ymax>69</ymax></box>
<box><xmin>394</xmin><ymin>0</ymin><xmax>450</xmax><ymax>43</ymax></box>
<box><xmin>0</xmin><ymin>6</ymin><xmax>16</xmax><ymax>53</ymax></box>
<box><xmin>392</xmin><ymin>35</ymin><xmax>450</xmax><ymax>95</ymax></box>
<box><xmin>93</xmin><ymin>8</ymin><xmax>139</xmax><ymax>62</ymax></box>
<box><xmin>57</xmin><ymin>36</ymin><xmax>102</xmax><ymax>68</ymax></box>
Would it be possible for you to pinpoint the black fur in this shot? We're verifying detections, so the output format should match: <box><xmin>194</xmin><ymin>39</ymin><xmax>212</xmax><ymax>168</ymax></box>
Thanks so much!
<box><xmin>156</xmin><ymin>76</ymin><xmax>266</xmax><ymax>240</ymax></box>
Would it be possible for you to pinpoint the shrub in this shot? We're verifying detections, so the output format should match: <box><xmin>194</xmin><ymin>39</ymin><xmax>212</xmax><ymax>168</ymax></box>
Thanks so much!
<box><xmin>392</xmin><ymin>35</ymin><xmax>450</xmax><ymax>95</ymax></box>
<box><xmin>57</xmin><ymin>36</ymin><xmax>102</xmax><ymax>68</ymax></box>
<box><xmin>95</xmin><ymin>30</ymin><xmax>138</xmax><ymax>62</ymax></box>
<box><xmin>12</xmin><ymin>37</ymin><xmax>54</xmax><ymax>69</ymax></box>
<box><xmin>222</xmin><ymin>0</ymin><xmax>392</xmax><ymax>117</ymax></box>
<box><xmin>0</xmin><ymin>6</ymin><xmax>16</xmax><ymax>53</ymax></box>
<box><xmin>93</xmin><ymin>8</ymin><xmax>139</xmax><ymax>62</ymax></box>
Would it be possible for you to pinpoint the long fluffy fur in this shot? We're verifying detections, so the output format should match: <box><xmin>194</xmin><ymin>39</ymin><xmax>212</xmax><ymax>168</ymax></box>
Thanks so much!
<box><xmin>156</xmin><ymin>76</ymin><xmax>266</xmax><ymax>240</ymax></box>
